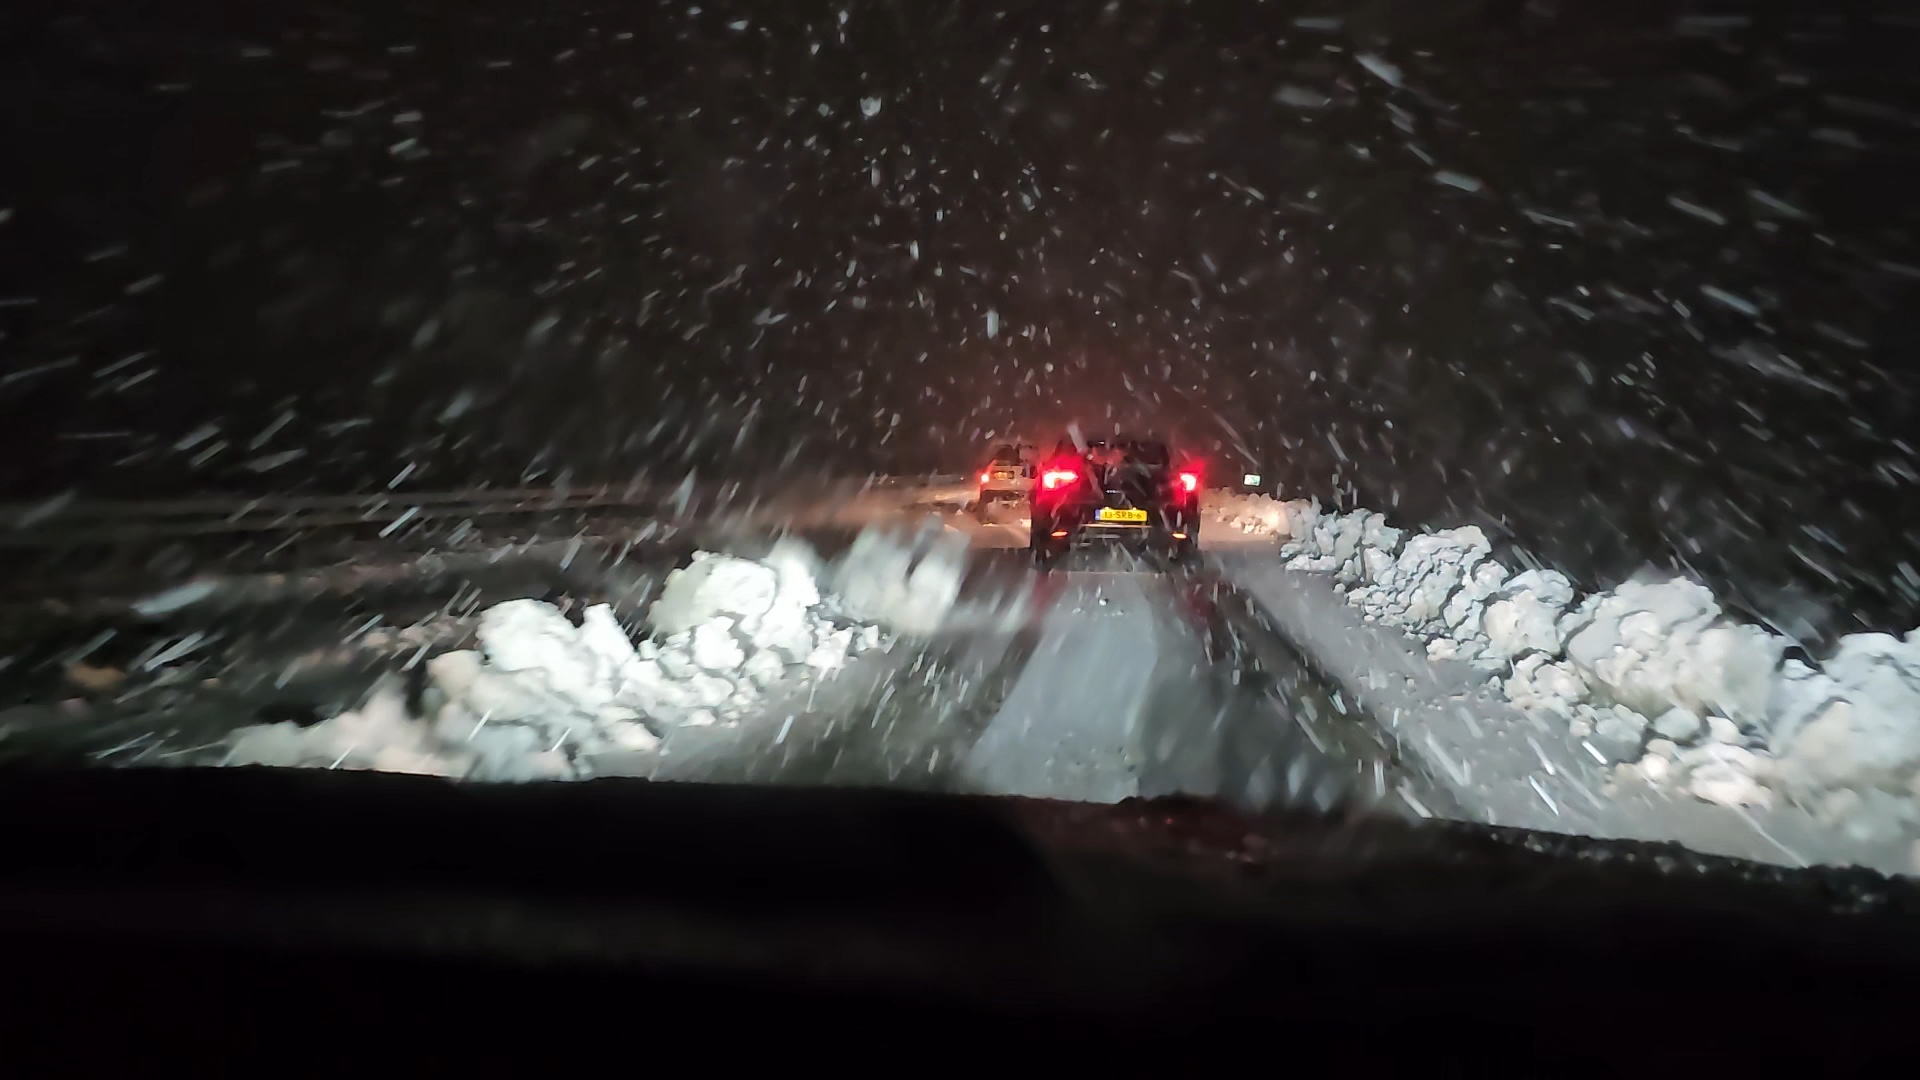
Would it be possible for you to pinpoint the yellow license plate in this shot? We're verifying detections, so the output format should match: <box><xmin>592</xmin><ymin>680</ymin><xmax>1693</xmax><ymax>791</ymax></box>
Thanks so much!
<box><xmin>1096</xmin><ymin>507</ymin><xmax>1149</xmax><ymax>523</ymax></box>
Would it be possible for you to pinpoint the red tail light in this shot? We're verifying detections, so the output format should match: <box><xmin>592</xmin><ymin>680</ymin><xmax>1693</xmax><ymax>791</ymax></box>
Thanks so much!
<box><xmin>979</xmin><ymin>470</ymin><xmax>991</xmax><ymax>485</ymax></box>
<box><xmin>1177</xmin><ymin>471</ymin><xmax>1200</xmax><ymax>493</ymax></box>
<box><xmin>1040</xmin><ymin>469</ymin><xmax>1078</xmax><ymax>491</ymax></box>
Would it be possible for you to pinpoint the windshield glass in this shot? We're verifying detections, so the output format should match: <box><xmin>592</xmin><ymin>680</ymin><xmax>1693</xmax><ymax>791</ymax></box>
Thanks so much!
<box><xmin>0</xmin><ymin>3</ymin><xmax>1911</xmax><ymax>884</ymax></box>
<box><xmin>1066</xmin><ymin>438</ymin><xmax>1169</xmax><ymax>467</ymax></box>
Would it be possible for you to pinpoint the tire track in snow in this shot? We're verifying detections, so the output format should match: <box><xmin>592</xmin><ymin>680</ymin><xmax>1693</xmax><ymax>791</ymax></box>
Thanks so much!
<box><xmin>963</xmin><ymin>572</ymin><xmax>1163</xmax><ymax>802</ymax></box>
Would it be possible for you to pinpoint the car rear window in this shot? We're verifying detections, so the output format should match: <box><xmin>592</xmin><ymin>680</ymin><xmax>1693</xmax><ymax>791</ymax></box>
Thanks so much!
<box><xmin>1124</xmin><ymin>441</ymin><xmax>1171</xmax><ymax>466</ymax></box>
<box><xmin>1052</xmin><ymin>438</ymin><xmax>1170</xmax><ymax>466</ymax></box>
<box><xmin>988</xmin><ymin>444</ymin><xmax>1022</xmax><ymax>464</ymax></box>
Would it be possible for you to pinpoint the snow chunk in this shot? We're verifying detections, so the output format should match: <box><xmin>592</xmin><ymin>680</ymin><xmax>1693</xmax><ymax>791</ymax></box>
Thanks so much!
<box><xmin>1503</xmin><ymin>655</ymin><xmax>1588</xmax><ymax>720</ymax></box>
<box><xmin>1206</xmin><ymin>490</ymin><xmax>1292</xmax><ymax>535</ymax></box>
<box><xmin>1630</xmin><ymin>752</ymin><xmax>1674</xmax><ymax>785</ymax></box>
<box><xmin>1774</xmin><ymin>631</ymin><xmax>1920</xmax><ymax>793</ymax></box>
<box><xmin>1583</xmin><ymin>704</ymin><xmax>1650</xmax><ymax>763</ymax></box>
<box><xmin>1677</xmin><ymin>743</ymin><xmax>1775</xmax><ymax>809</ymax></box>
<box><xmin>1651</xmin><ymin>706</ymin><xmax>1705</xmax><ymax>744</ymax></box>
<box><xmin>648</xmin><ymin>553</ymin><xmax>781</xmax><ymax>636</ymax></box>
<box><xmin>691</xmin><ymin>618</ymin><xmax>747</xmax><ymax>672</ymax></box>
<box><xmin>1442</xmin><ymin>558</ymin><xmax>1509</xmax><ymax>635</ymax></box>
<box><xmin>480</xmin><ymin>600</ymin><xmax>630</xmax><ymax>718</ymax></box>
<box><xmin>1345</xmin><ymin>526</ymin><xmax>1491</xmax><ymax>636</ymax></box>
<box><xmin>1275</xmin><ymin>499</ymin><xmax>1325</xmax><ymax>551</ymax></box>
<box><xmin>807</xmin><ymin>626</ymin><xmax>853</xmax><ymax>672</ymax></box>
<box><xmin>1479</xmin><ymin>569</ymin><xmax>1575</xmax><ymax>662</ymax></box>
<box><xmin>226</xmin><ymin>682</ymin><xmax>474</xmax><ymax>778</ymax></box>
<box><xmin>1561</xmin><ymin>580</ymin><xmax>1785</xmax><ymax>724</ymax></box>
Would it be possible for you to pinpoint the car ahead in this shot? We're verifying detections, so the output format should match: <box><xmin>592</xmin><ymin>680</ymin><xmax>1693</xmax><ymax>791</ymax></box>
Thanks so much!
<box><xmin>1029</xmin><ymin>436</ymin><xmax>1199</xmax><ymax>565</ymax></box>
<box><xmin>976</xmin><ymin>442</ymin><xmax>1035</xmax><ymax>503</ymax></box>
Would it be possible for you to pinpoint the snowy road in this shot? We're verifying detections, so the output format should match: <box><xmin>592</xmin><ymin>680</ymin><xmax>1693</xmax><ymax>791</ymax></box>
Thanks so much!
<box><xmin>0</xmin><ymin>487</ymin><xmax>1423</xmax><ymax>828</ymax></box>
<box><xmin>965</xmin><ymin>572</ymin><xmax>1162</xmax><ymax>802</ymax></box>
<box><xmin>1215</xmin><ymin>556</ymin><xmax>1915</xmax><ymax>873</ymax></box>
<box><xmin>589</xmin><ymin>551</ymin><xmax>1418</xmax><ymax>816</ymax></box>
<box><xmin>9</xmin><ymin>478</ymin><xmax>1903</xmax><ymax>876</ymax></box>
<box><xmin>659</xmin><ymin>486</ymin><xmax>1412</xmax><ymax>808</ymax></box>
<box><xmin>793</xmin><ymin>485</ymin><xmax>1920</xmax><ymax>876</ymax></box>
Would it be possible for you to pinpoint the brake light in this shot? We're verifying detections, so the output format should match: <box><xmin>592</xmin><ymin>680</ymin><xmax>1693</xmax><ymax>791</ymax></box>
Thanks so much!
<box><xmin>1177</xmin><ymin>471</ymin><xmax>1199</xmax><ymax>493</ymax></box>
<box><xmin>979</xmin><ymin>470</ymin><xmax>991</xmax><ymax>485</ymax></box>
<box><xmin>1040</xmin><ymin>469</ymin><xmax>1078</xmax><ymax>491</ymax></box>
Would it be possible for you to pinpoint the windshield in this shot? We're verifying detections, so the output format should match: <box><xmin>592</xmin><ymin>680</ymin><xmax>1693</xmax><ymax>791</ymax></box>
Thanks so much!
<box><xmin>1061</xmin><ymin>438</ymin><xmax>1170</xmax><ymax>467</ymax></box>
<box><xmin>0</xmin><ymin>4</ymin><xmax>1911</xmax><ymax>884</ymax></box>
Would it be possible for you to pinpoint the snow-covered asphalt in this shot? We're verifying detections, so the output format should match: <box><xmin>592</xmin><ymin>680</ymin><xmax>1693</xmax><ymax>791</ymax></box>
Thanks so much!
<box><xmin>6</xmin><ymin>486</ymin><xmax>1419</xmax><ymax>823</ymax></box>
<box><xmin>10</xmin><ymin>478</ymin><xmax>1910</xmax><ymax>878</ymax></box>
<box><xmin>963</xmin><ymin>571</ymin><xmax>1162</xmax><ymax>802</ymax></box>
<box><xmin>596</xmin><ymin>551</ymin><xmax>1415</xmax><ymax>815</ymax></box>
<box><xmin>811</xmin><ymin>485</ymin><xmax>1920</xmax><ymax>876</ymax></box>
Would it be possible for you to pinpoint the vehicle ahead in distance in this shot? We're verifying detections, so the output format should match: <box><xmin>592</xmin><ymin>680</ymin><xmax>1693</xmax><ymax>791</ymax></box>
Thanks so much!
<box><xmin>1030</xmin><ymin>435</ymin><xmax>1199</xmax><ymax>565</ymax></box>
<box><xmin>975</xmin><ymin>442</ymin><xmax>1035</xmax><ymax>503</ymax></box>
<box><xmin>1227</xmin><ymin>464</ymin><xmax>1272</xmax><ymax>495</ymax></box>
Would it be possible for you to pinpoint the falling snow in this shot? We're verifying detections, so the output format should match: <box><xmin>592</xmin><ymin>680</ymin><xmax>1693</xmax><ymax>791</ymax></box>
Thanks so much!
<box><xmin>1</xmin><ymin>4</ymin><xmax>1916</xmax><ymax>881</ymax></box>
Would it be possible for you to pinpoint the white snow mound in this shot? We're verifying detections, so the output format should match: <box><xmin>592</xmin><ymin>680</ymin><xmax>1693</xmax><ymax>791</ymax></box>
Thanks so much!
<box><xmin>226</xmin><ymin>682</ymin><xmax>477</xmax><ymax>777</ymax></box>
<box><xmin>1271</xmin><ymin>502</ymin><xmax>1920</xmax><ymax>828</ymax></box>
<box><xmin>220</xmin><ymin>545</ymin><xmax>893</xmax><ymax>782</ymax></box>
<box><xmin>828</xmin><ymin>520</ymin><xmax>966</xmax><ymax>635</ymax></box>
<box><xmin>1206</xmin><ymin>490</ymin><xmax>1293</xmax><ymax>535</ymax></box>
<box><xmin>1561</xmin><ymin>579</ymin><xmax>1785</xmax><ymax>726</ymax></box>
<box><xmin>1771</xmin><ymin>631</ymin><xmax>1920</xmax><ymax>794</ymax></box>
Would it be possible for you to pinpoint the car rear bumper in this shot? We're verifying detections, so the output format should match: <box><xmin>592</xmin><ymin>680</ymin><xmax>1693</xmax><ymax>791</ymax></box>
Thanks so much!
<box><xmin>1032</xmin><ymin>503</ymin><xmax>1198</xmax><ymax>549</ymax></box>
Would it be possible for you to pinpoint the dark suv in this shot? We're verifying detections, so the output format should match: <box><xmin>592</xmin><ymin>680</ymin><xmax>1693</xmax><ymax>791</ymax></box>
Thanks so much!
<box><xmin>1029</xmin><ymin>436</ymin><xmax>1199</xmax><ymax>566</ymax></box>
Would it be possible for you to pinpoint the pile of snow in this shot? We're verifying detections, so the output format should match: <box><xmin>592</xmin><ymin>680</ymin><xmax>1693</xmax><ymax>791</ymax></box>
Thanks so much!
<box><xmin>1767</xmin><ymin>635</ymin><xmax>1920</xmax><ymax>801</ymax></box>
<box><xmin>226</xmin><ymin>682</ymin><xmax>481</xmax><ymax>778</ymax></box>
<box><xmin>1274</xmin><ymin>497</ymin><xmax>1920</xmax><ymax>831</ymax></box>
<box><xmin>223</xmin><ymin>540</ymin><xmax>909</xmax><ymax>782</ymax></box>
<box><xmin>1205</xmin><ymin>490</ymin><xmax>1293</xmax><ymax>536</ymax></box>
<box><xmin>827</xmin><ymin>519</ymin><xmax>968</xmax><ymax>635</ymax></box>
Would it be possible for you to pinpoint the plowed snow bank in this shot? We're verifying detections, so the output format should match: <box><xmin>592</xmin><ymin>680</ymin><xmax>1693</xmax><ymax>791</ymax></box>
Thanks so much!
<box><xmin>1205</xmin><ymin>490</ymin><xmax>1293</xmax><ymax>536</ymax></box>
<box><xmin>1268</xmin><ymin>497</ymin><xmax>1920</xmax><ymax>851</ymax></box>
<box><xmin>223</xmin><ymin>534</ymin><xmax>957</xmax><ymax>781</ymax></box>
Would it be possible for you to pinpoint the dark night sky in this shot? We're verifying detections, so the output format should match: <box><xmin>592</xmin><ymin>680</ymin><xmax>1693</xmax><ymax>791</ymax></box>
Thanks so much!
<box><xmin>1</xmin><ymin>1</ymin><xmax>1916</xmax><ymax>636</ymax></box>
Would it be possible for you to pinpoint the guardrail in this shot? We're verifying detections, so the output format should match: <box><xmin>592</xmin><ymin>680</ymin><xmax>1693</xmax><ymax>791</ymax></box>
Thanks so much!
<box><xmin>0</xmin><ymin>489</ymin><xmax>666</xmax><ymax>547</ymax></box>
<box><xmin>0</xmin><ymin>475</ymin><xmax>974</xmax><ymax>549</ymax></box>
